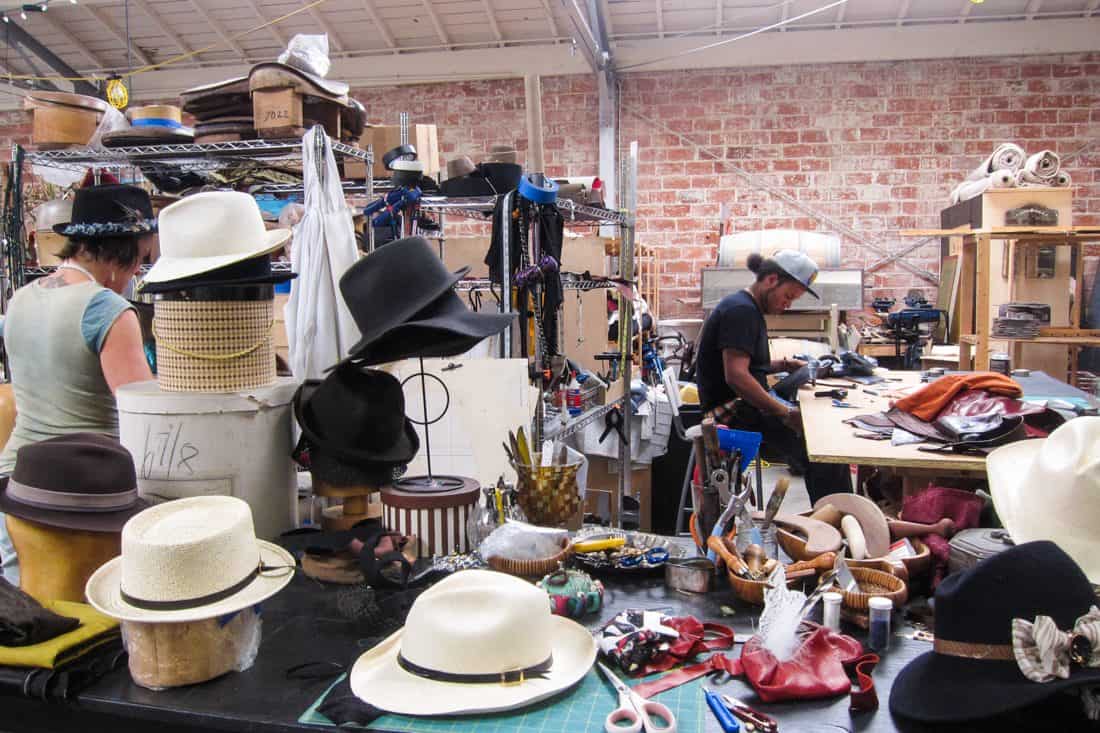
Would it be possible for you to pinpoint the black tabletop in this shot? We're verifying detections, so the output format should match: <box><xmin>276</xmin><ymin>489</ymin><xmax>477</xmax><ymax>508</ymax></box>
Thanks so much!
<box><xmin>1</xmin><ymin>568</ymin><xmax>1092</xmax><ymax>733</ymax></box>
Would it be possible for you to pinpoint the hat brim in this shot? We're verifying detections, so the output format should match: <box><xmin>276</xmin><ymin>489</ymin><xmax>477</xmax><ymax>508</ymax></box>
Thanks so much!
<box><xmin>141</xmin><ymin>228</ymin><xmax>291</xmax><ymax>284</ymax></box>
<box><xmin>349</xmin><ymin>616</ymin><xmax>596</xmax><ymax>716</ymax></box>
<box><xmin>100</xmin><ymin>127</ymin><xmax>195</xmax><ymax>148</ymax></box>
<box><xmin>249</xmin><ymin>63</ymin><xmax>350</xmax><ymax>101</ymax></box>
<box><xmin>889</xmin><ymin>648</ymin><xmax>1100</xmax><ymax>723</ymax></box>
<box><xmin>84</xmin><ymin>540</ymin><xmax>295</xmax><ymax>624</ymax></box>
<box><xmin>987</xmin><ymin>438</ymin><xmax>1040</xmax><ymax>543</ymax></box>
<box><xmin>0</xmin><ymin>488</ymin><xmax>147</xmax><ymax>533</ymax></box>
<box><xmin>138</xmin><ymin>270</ymin><xmax>296</xmax><ymax>294</ymax></box>
<box><xmin>293</xmin><ymin>380</ymin><xmax>420</xmax><ymax>465</ymax></box>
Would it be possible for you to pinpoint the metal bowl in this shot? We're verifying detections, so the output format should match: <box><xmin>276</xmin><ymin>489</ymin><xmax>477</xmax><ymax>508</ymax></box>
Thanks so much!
<box><xmin>664</xmin><ymin>557</ymin><xmax>714</xmax><ymax>594</ymax></box>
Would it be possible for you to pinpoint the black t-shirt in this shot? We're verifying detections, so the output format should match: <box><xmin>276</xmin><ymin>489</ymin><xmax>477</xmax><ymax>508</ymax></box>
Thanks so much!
<box><xmin>696</xmin><ymin>289</ymin><xmax>770</xmax><ymax>413</ymax></box>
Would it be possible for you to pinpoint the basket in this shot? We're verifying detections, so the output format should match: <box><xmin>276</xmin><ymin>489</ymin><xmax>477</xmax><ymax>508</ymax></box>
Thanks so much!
<box><xmin>154</xmin><ymin>299</ymin><xmax>276</xmax><ymax>392</ymax></box>
<box><xmin>487</xmin><ymin>538</ymin><xmax>573</xmax><ymax>577</ymax></box>
<box><xmin>515</xmin><ymin>453</ymin><xmax>582</xmax><ymax>525</ymax></box>
<box><xmin>836</xmin><ymin>566</ymin><xmax>908</xmax><ymax>610</ymax></box>
<box><xmin>706</xmin><ymin>534</ymin><xmax>832</xmax><ymax>606</ymax></box>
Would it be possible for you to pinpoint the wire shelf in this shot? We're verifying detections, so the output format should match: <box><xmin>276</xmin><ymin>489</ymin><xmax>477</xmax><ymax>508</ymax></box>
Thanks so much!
<box><xmin>542</xmin><ymin>396</ymin><xmax>626</xmax><ymax>441</ymax></box>
<box><xmin>22</xmin><ymin>261</ymin><xmax>295</xmax><ymax>279</ymax></box>
<box><xmin>418</xmin><ymin>195</ymin><xmax>630</xmax><ymax>226</ymax></box>
<box><xmin>452</xmin><ymin>273</ymin><xmax>622</xmax><ymax>292</ymax></box>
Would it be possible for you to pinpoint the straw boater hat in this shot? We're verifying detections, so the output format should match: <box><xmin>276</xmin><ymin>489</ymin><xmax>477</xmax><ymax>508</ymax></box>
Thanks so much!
<box><xmin>141</xmin><ymin>191</ymin><xmax>291</xmax><ymax>284</ymax></box>
<box><xmin>988</xmin><ymin>417</ymin><xmax>1100</xmax><ymax>585</ymax></box>
<box><xmin>85</xmin><ymin>495</ymin><xmax>294</xmax><ymax>624</ymax></box>
<box><xmin>350</xmin><ymin>569</ymin><xmax>596</xmax><ymax>715</ymax></box>
<box><xmin>101</xmin><ymin>105</ymin><xmax>194</xmax><ymax>147</ymax></box>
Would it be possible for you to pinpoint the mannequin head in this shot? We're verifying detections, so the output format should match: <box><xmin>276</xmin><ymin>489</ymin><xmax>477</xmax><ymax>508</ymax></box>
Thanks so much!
<box><xmin>5</xmin><ymin>515</ymin><xmax>120</xmax><ymax>603</ymax></box>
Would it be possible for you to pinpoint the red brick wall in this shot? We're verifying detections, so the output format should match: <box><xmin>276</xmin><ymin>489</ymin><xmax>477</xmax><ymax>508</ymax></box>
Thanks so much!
<box><xmin>5</xmin><ymin>52</ymin><xmax>1097</xmax><ymax>322</ymax></box>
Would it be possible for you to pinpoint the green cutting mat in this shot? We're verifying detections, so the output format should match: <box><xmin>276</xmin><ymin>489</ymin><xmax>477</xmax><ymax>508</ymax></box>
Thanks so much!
<box><xmin>299</xmin><ymin>669</ymin><xmax>708</xmax><ymax>733</ymax></box>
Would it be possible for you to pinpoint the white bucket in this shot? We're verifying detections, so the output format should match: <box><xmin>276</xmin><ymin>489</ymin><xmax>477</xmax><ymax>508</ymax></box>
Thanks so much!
<box><xmin>116</xmin><ymin>378</ymin><xmax>299</xmax><ymax>540</ymax></box>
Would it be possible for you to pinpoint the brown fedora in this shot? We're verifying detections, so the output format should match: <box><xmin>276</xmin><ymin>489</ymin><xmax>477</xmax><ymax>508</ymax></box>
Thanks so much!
<box><xmin>0</xmin><ymin>433</ymin><xmax>147</xmax><ymax>532</ymax></box>
<box><xmin>446</xmin><ymin>156</ymin><xmax>476</xmax><ymax>180</ymax></box>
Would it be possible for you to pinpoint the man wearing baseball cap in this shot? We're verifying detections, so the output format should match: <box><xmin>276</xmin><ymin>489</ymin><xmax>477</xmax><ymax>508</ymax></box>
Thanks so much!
<box><xmin>695</xmin><ymin>249</ymin><xmax>850</xmax><ymax>502</ymax></box>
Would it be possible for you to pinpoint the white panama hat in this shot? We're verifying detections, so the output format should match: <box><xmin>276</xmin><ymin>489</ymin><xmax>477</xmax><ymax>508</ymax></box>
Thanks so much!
<box><xmin>988</xmin><ymin>417</ymin><xmax>1100</xmax><ymax>585</ymax></box>
<box><xmin>349</xmin><ymin>569</ymin><xmax>596</xmax><ymax>716</ymax></box>
<box><xmin>85</xmin><ymin>495</ymin><xmax>295</xmax><ymax>624</ymax></box>
<box><xmin>142</xmin><ymin>190</ymin><xmax>291</xmax><ymax>284</ymax></box>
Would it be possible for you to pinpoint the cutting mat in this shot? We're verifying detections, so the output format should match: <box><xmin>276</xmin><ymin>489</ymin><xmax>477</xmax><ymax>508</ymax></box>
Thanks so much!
<box><xmin>299</xmin><ymin>669</ymin><xmax>708</xmax><ymax>733</ymax></box>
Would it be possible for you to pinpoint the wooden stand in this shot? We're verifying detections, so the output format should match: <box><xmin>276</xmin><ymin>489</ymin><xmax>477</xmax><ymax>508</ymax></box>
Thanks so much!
<box><xmin>311</xmin><ymin>477</ymin><xmax>382</xmax><ymax>532</ymax></box>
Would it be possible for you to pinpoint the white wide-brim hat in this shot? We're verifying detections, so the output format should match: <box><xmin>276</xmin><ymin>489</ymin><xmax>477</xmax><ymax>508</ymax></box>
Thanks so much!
<box><xmin>988</xmin><ymin>416</ymin><xmax>1100</xmax><ymax>585</ymax></box>
<box><xmin>349</xmin><ymin>570</ymin><xmax>596</xmax><ymax>716</ymax></box>
<box><xmin>142</xmin><ymin>190</ymin><xmax>291</xmax><ymax>284</ymax></box>
<box><xmin>350</xmin><ymin>618</ymin><xmax>596</xmax><ymax>716</ymax></box>
<box><xmin>85</xmin><ymin>495</ymin><xmax>295</xmax><ymax>623</ymax></box>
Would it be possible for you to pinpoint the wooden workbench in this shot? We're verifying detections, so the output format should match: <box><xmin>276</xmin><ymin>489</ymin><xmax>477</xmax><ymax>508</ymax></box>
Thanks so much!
<box><xmin>798</xmin><ymin>371</ymin><xmax>986</xmax><ymax>492</ymax></box>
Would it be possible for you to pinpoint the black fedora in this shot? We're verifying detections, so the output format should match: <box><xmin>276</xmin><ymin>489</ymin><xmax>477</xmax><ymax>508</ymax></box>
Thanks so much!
<box><xmin>293</xmin><ymin>365</ymin><xmax>419</xmax><ymax>465</ymax></box>
<box><xmin>52</xmin><ymin>184</ymin><xmax>156</xmax><ymax>238</ymax></box>
<box><xmin>138</xmin><ymin>253</ymin><xmax>296</xmax><ymax>294</ymax></box>
<box><xmin>0</xmin><ymin>433</ymin><xmax>147</xmax><ymax>532</ymax></box>
<box><xmin>339</xmin><ymin>237</ymin><xmax>469</xmax><ymax>357</ymax></box>
<box><xmin>339</xmin><ymin>289</ymin><xmax>514</xmax><ymax>367</ymax></box>
<box><xmin>890</xmin><ymin>540</ymin><xmax>1100</xmax><ymax>724</ymax></box>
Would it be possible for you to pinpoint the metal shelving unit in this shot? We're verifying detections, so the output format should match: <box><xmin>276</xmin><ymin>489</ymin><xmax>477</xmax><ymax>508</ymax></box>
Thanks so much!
<box><xmin>419</xmin><ymin>195</ymin><xmax>630</xmax><ymax>227</ymax></box>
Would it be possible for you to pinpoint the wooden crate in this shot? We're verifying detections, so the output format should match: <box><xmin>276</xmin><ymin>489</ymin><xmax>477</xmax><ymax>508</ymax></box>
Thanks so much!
<box><xmin>362</xmin><ymin>124</ymin><xmax>439</xmax><ymax>178</ymax></box>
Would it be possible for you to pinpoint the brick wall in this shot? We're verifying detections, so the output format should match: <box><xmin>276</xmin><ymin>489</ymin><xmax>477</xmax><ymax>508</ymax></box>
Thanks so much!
<box><xmin>5</xmin><ymin>52</ymin><xmax>1098</xmax><ymax>321</ymax></box>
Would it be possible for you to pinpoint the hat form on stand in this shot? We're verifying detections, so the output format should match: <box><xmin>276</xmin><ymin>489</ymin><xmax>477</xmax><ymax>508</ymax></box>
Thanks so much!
<box><xmin>889</xmin><ymin>540</ymin><xmax>1100</xmax><ymax>723</ymax></box>
<box><xmin>85</xmin><ymin>495</ymin><xmax>294</xmax><ymax>624</ymax></box>
<box><xmin>484</xmin><ymin>144</ymin><xmax>518</xmax><ymax>164</ymax></box>
<box><xmin>0</xmin><ymin>433</ymin><xmax>147</xmax><ymax>532</ymax></box>
<box><xmin>142</xmin><ymin>191</ymin><xmax>290</xmax><ymax>284</ymax></box>
<box><xmin>988</xmin><ymin>417</ymin><xmax>1100</xmax><ymax>584</ymax></box>
<box><xmin>350</xmin><ymin>569</ymin><xmax>596</xmax><ymax>715</ymax></box>
<box><xmin>52</xmin><ymin>184</ymin><xmax>156</xmax><ymax>238</ymax></box>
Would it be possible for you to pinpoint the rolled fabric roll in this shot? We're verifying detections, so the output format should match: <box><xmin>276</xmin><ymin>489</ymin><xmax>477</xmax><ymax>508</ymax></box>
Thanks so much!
<box><xmin>1053</xmin><ymin>170</ymin><xmax>1072</xmax><ymax>188</ymax></box>
<box><xmin>1022</xmin><ymin>149</ymin><xmax>1060</xmax><ymax>179</ymax></box>
<box><xmin>951</xmin><ymin>168</ymin><xmax>1015</xmax><ymax>204</ymax></box>
<box><xmin>965</xmin><ymin>143</ymin><xmax>1026</xmax><ymax>182</ymax></box>
<box><xmin>1015</xmin><ymin>168</ymin><xmax>1049</xmax><ymax>187</ymax></box>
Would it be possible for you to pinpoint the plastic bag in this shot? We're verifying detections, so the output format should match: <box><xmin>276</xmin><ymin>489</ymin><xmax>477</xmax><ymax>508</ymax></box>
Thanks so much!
<box><xmin>121</xmin><ymin>606</ymin><xmax>262</xmax><ymax>690</ymax></box>
<box><xmin>278</xmin><ymin>34</ymin><xmax>331</xmax><ymax>78</ymax></box>
<box><xmin>478</xmin><ymin>520</ymin><xmax>568</xmax><ymax>561</ymax></box>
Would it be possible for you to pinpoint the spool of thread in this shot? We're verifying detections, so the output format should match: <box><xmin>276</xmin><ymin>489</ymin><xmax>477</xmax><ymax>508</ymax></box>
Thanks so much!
<box><xmin>868</xmin><ymin>596</ymin><xmax>893</xmax><ymax>652</ymax></box>
<box><xmin>823</xmin><ymin>591</ymin><xmax>842</xmax><ymax>632</ymax></box>
<box><xmin>990</xmin><ymin>353</ymin><xmax>1011</xmax><ymax>376</ymax></box>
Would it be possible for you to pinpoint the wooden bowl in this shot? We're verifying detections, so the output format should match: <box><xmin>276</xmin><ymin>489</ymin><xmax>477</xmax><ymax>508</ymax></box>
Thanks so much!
<box><xmin>778</xmin><ymin>519</ymin><xmax>932</xmax><ymax>578</ymax></box>
<box><xmin>487</xmin><ymin>538</ymin><xmax>572</xmax><ymax>577</ymax></box>
<box><xmin>707</xmin><ymin>535</ymin><xmax>831</xmax><ymax>606</ymax></box>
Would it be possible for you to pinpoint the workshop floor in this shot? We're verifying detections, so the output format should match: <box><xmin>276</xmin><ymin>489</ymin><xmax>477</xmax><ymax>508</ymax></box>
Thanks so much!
<box><xmin>759</xmin><ymin>463</ymin><xmax>811</xmax><ymax>514</ymax></box>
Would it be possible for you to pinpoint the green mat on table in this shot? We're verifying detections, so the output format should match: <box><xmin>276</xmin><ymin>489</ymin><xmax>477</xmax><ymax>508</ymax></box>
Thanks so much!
<box><xmin>299</xmin><ymin>669</ymin><xmax>708</xmax><ymax>733</ymax></box>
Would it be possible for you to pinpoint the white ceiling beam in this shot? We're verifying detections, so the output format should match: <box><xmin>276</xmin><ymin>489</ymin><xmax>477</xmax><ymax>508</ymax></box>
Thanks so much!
<box><xmin>656</xmin><ymin>0</ymin><xmax>664</xmax><ymax>38</ymax></box>
<box><xmin>360</xmin><ymin>0</ymin><xmax>397</xmax><ymax>50</ymax></box>
<box><xmin>482</xmin><ymin>0</ymin><xmax>504</xmax><ymax>45</ymax></box>
<box><xmin>834</xmin><ymin>2</ymin><xmax>847</xmax><ymax>28</ymax></box>
<box><xmin>306</xmin><ymin>5</ymin><xmax>347</xmax><ymax>53</ymax></box>
<box><xmin>959</xmin><ymin>0</ymin><xmax>975</xmax><ymax>23</ymax></box>
<box><xmin>1088</xmin><ymin>0</ymin><xmax>1100</xmax><ymax>16</ymax></box>
<box><xmin>187</xmin><ymin>0</ymin><xmax>248</xmax><ymax>59</ymax></box>
<box><xmin>38</xmin><ymin>12</ymin><xmax>108</xmax><ymax>70</ymax></box>
<box><xmin>132</xmin><ymin>0</ymin><xmax>199</xmax><ymax>63</ymax></box>
<box><xmin>1025</xmin><ymin>0</ymin><xmax>1044</xmax><ymax>19</ymax></box>
<box><xmin>419</xmin><ymin>0</ymin><xmax>452</xmax><ymax>47</ymax></box>
<box><xmin>83</xmin><ymin>5</ymin><xmax>153</xmax><ymax>66</ymax></box>
<box><xmin>535</xmin><ymin>0</ymin><xmax>560</xmax><ymax>39</ymax></box>
<box><xmin>715</xmin><ymin>0</ymin><xmax>722</xmax><ymax>35</ymax></box>
<box><xmin>896</xmin><ymin>0</ymin><xmax>911</xmax><ymax>27</ymax></box>
<box><xmin>239</xmin><ymin>0</ymin><xmax>288</xmax><ymax>48</ymax></box>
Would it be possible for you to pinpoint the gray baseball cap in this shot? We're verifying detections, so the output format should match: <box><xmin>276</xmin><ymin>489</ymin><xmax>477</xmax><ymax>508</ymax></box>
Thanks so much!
<box><xmin>772</xmin><ymin>249</ymin><xmax>820</xmax><ymax>299</ymax></box>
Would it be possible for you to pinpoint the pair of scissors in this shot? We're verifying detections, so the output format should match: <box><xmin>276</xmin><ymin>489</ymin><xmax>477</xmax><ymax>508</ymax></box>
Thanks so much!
<box><xmin>597</xmin><ymin>661</ymin><xmax>677</xmax><ymax>733</ymax></box>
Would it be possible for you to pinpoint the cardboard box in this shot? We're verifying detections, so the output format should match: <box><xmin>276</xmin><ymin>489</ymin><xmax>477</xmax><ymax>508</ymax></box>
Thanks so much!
<box><xmin>253</xmin><ymin>88</ymin><xmax>303</xmax><ymax>136</ymax></box>
<box><xmin>363</xmin><ymin>124</ymin><xmax>439</xmax><ymax>178</ymax></box>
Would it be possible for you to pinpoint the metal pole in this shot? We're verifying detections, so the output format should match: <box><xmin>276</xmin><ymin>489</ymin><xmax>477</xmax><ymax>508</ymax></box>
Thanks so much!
<box><xmin>499</xmin><ymin>190</ymin><xmax>513</xmax><ymax>358</ymax></box>
<box><xmin>524</xmin><ymin>75</ymin><xmax>545</xmax><ymax>173</ymax></box>
<box><xmin>616</xmin><ymin>142</ymin><xmax>638</xmax><ymax>528</ymax></box>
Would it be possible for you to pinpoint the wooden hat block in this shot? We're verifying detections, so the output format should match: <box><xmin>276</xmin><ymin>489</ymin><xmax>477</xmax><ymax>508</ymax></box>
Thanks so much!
<box><xmin>311</xmin><ymin>476</ymin><xmax>382</xmax><ymax>532</ymax></box>
<box><xmin>123</xmin><ymin>607</ymin><xmax>260</xmax><ymax>689</ymax></box>
<box><xmin>5</xmin><ymin>515</ymin><xmax>120</xmax><ymax>604</ymax></box>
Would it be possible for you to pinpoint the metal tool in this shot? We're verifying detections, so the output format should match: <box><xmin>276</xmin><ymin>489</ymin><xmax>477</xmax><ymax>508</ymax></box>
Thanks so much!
<box><xmin>703</xmin><ymin>687</ymin><xmax>739</xmax><ymax>733</ymax></box>
<box><xmin>710</xmin><ymin>468</ymin><xmax>731</xmax><ymax>505</ymax></box>
<box><xmin>799</xmin><ymin>569</ymin><xmax>839</xmax><ymax>618</ymax></box>
<box><xmin>720</xmin><ymin>694</ymin><xmax>778</xmax><ymax>733</ymax></box>
<box><xmin>834</xmin><ymin>554</ymin><xmax>858</xmax><ymax>593</ymax></box>
<box><xmin>814</xmin><ymin>388</ymin><xmax>848</xmax><ymax>399</ymax></box>
<box><xmin>831</xmin><ymin>399</ymin><xmax>854</xmax><ymax>408</ymax></box>
<box><xmin>597</xmin><ymin>661</ymin><xmax>677</xmax><ymax>733</ymax></box>
<box><xmin>707</xmin><ymin>486</ymin><xmax>752</xmax><ymax>563</ymax></box>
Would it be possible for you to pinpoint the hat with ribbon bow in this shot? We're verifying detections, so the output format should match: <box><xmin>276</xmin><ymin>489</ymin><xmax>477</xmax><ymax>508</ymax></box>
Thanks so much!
<box><xmin>890</xmin><ymin>540</ymin><xmax>1100</xmax><ymax>723</ymax></box>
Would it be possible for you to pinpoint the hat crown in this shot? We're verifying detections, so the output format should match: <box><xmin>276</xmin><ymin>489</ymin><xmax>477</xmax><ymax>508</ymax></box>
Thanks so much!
<box><xmin>34</xmin><ymin>199</ymin><xmax>73</xmax><ymax>231</ymax></box>
<box><xmin>772</xmin><ymin>249</ymin><xmax>819</xmax><ymax>289</ymax></box>
<box><xmin>399</xmin><ymin>570</ymin><xmax>554</xmax><ymax>675</ymax></box>
<box><xmin>305</xmin><ymin>366</ymin><xmax>409</xmax><ymax>455</ymax></box>
<box><xmin>158</xmin><ymin>191</ymin><xmax>269</xmax><ymax>260</ymax></box>
<box><xmin>119</xmin><ymin>496</ymin><xmax>259</xmax><ymax>604</ymax></box>
<box><xmin>934</xmin><ymin>541</ymin><xmax>1095</xmax><ymax>647</ymax></box>
<box><xmin>12</xmin><ymin>433</ymin><xmax>136</xmax><ymax>496</ymax></box>
<box><xmin>67</xmin><ymin>184</ymin><xmax>154</xmax><ymax>229</ymax></box>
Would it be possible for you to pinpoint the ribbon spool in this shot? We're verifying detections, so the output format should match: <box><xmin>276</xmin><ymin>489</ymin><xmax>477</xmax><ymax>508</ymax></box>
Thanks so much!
<box><xmin>518</xmin><ymin>173</ymin><xmax>559</xmax><ymax>204</ymax></box>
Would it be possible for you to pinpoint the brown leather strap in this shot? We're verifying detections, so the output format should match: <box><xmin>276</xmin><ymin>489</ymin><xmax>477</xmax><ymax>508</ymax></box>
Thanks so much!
<box><xmin>934</xmin><ymin>638</ymin><xmax>1015</xmax><ymax>661</ymax></box>
<box><xmin>848</xmin><ymin>653</ymin><xmax>880</xmax><ymax>712</ymax></box>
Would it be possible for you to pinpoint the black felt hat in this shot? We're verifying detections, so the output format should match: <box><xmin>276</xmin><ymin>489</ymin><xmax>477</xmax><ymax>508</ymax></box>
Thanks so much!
<box><xmin>293</xmin><ymin>365</ymin><xmax>419</xmax><ymax>465</ymax></box>
<box><xmin>890</xmin><ymin>540</ymin><xmax>1100</xmax><ymax>724</ymax></box>
<box><xmin>52</xmin><ymin>184</ymin><xmax>156</xmax><ymax>238</ymax></box>
<box><xmin>336</xmin><ymin>288</ymin><xmax>514</xmax><ymax>368</ymax></box>
<box><xmin>0</xmin><ymin>433</ymin><xmax>147</xmax><ymax>532</ymax></box>
<box><xmin>138</xmin><ymin>253</ymin><xmax>296</xmax><ymax>294</ymax></box>
<box><xmin>339</xmin><ymin>237</ymin><xmax>469</xmax><ymax>358</ymax></box>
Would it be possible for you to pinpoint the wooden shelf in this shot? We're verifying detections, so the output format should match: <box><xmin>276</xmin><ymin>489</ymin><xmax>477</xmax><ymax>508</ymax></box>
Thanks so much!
<box><xmin>960</xmin><ymin>334</ymin><xmax>1100</xmax><ymax>346</ymax></box>
<box><xmin>902</xmin><ymin>225</ymin><xmax>1100</xmax><ymax>238</ymax></box>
